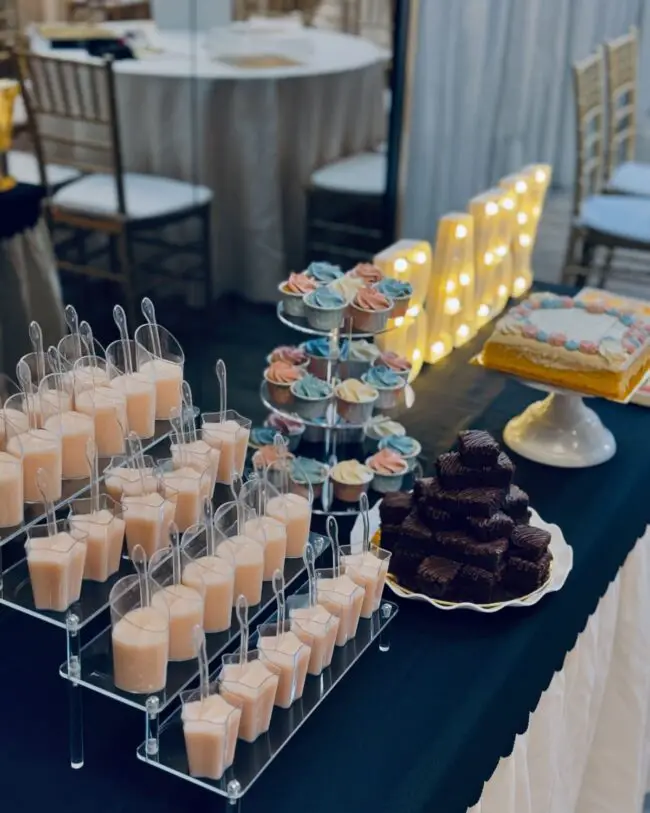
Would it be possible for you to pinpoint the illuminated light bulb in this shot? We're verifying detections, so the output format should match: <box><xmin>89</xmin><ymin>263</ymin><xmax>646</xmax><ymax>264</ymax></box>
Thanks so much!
<box><xmin>459</xmin><ymin>272</ymin><xmax>471</xmax><ymax>287</ymax></box>
<box><xmin>456</xmin><ymin>324</ymin><xmax>470</xmax><ymax>340</ymax></box>
<box><xmin>445</xmin><ymin>297</ymin><xmax>461</xmax><ymax>315</ymax></box>
<box><xmin>515</xmin><ymin>180</ymin><xmax>528</xmax><ymax>194</ymax></box>
<box><xmin>485</xmin><ymin>202</ymin><xmax>499</xmax><ymax>216</ymax></box>
<box><xmin>430</xmin><ymin>341</ymin><xmax>445</xmax><ymax>358</ymax></box>
<box><xmin>445</xmin><ymin>279</ymin><xmax>456</xmax><ymax>294</ymax></box>
<box><xmin>477</xmin><ymin>304</ymin><xmax>490</xmax><ymax>318</ymax></box>
<box><xmin>532</xmin><ymin>205</ymin><xmax>541</xmax><ymax>217</ymax></box>
<box><xmin>484</xmin><ymin>251</ymin><xmax>494</xmax><ymax>266</ymax></box>
<box><xmin>394</xmin><ymin>316</ymin><xmax>404</xmax><ymax>327</ymax></box>
<box><xmin>534</xmin><ymin>169</ymin><xmax>547</xmax><ymax>183</ymax></box>
<box><xmin>502</xmin><ymin>198</ymin><xmax>515</xmax><ymax>210</ymax></box>
<box><xmin>455</xmin><ymin>224</ymin><xmax>468</xmax><ymax>239</ymax></box>
<box><xmin>517</xmin><ymin>212</ymin><xmax>528</xmax><ymax>226</ymax></box>
<box><xmin>498</xmin><ymin>284</ymin><xmax>508</xmax><ymax>297</ymax></box>
<box><xmin>514</xmin><ymin>276</ymin><xmax>527</xmax><ymax>295</ymax></box>
<box><xmin>412</xmin><ymin>348</ymin><xmax>422</xmax><ymax>361</ymax></box>
<box><xmin>414</xmin><ymin>250</ymin><xmax>427</xmax><ymax>264</ymax></box>
<box><xmin>519</xmin><ymin>234</ymin><xmax>532</xmax><ymax>248</ymax></box>
<box><xmin>406</xmin><ymin>305</ymin><xmax>420</xmax><ymax>317</ymax></box>
<box><xmin>495</xmin><ymin>245</ymin><xmax>508</xmax><ymax>258</ymax></box>
<box><xmin>394</xmin><ymin>258</ymin><xmax>408</xmax><ymax>272</ymax></box>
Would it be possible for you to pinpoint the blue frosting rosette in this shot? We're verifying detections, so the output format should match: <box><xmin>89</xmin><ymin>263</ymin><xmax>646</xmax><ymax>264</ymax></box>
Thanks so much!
<box><xmin>363</xmin><ymin>365</ymin><xmax>405</xmax><ymax>389</ymax></box>
<box><xmin>304</xmin><ymin>261</ymin><xmax>344</xmax><ymax>284</ymax></box>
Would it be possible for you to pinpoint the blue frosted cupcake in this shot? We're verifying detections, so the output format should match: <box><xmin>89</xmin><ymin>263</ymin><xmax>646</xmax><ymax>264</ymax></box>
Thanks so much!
<box><xmin>373</xmin><ymin>278</ymin><xmax>413</xmax><ymax>318</ymax></box>
<box><xmin>303</xmin><ymin>288</ymin><xmax>347</xmax><ymax>332</ymax></box>
<box><xmin>290</xmin><ymin>374</ymin><xmax>333</xmax><ymax>420</ymax></box>
<box><xmin>290</xmin><ymin>457</ymin><xmax>329</xmax><ymax>500</ymax></box>
<box><xmin>300</xmin><ymin>337</ymin><xmax>341</xmax><ymax>379</ymax></box>
<box><xmin>304</xmin><ymin>261</ymin><xmax>344</xmax><ymax>285</ymax></box>
<box><xmin>362</xmin><ymin>365</ymin><xmax>406</xmax><ymax>410</ymax></box>
<box><xmin>378</xmin><ymin>434</ymin><xmax>422</xmax><ymax>472</ymax></box>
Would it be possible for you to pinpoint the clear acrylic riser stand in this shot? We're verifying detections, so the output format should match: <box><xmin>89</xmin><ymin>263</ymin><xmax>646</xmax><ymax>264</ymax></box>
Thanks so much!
<box><xmin>136</xmin><ymin>600</ymin><xmax>398</xmax><ymax>809</ymax></box>
<box><xmin>268</xmin><ymin>304</ymin><xmax>416</xmax><ymax>517</ymax></box>
<box><xmin>59</xmin><ymin>532</ymin><xmax>328</xmax><ymax>770</ymax></box>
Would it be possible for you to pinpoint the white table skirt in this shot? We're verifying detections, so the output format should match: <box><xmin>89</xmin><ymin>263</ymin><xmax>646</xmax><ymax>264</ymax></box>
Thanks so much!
<box><xmin>33</xmin><ymin>27</ymin><xmax>388</xmax><ymax>302</ymax></box>
<box><xmin>0</xmin><ymin>221</ymin><xmax>65</xmax><ymax>377</ymax></box>
<box><xmin>469</xmin><ymin>527</ymin><xmax>650</xmax><ymax>813</ymax></box>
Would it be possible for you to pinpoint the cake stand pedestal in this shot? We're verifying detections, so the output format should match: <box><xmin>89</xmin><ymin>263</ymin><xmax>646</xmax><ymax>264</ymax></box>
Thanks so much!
<box><xmin>503</xmin><ymin>385</ymin><xmax>616</xmax><ymax>468</ymax></box>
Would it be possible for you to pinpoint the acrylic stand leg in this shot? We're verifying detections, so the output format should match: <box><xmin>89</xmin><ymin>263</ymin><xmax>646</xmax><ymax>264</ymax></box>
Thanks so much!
<box><xmin>503</xmin><ymin>391</ymin><xmax>616</xmax><ymax>468</ymax></box>
<box><xmin>145</xmin><ymin>696</ymin><xmax>160</xmax><ymax>758</ymax></box>
<box><xmin>66</xmin><ymin>612</ymin><xmax>84</xmax><ymax>769</ymax></box>
<box><xmin>378</xmin><ymin>602</ymin><xmax>392</xmax><ymax>653</ymax></box>
<box><xmin>227</xmin><ymin>780</ymin><xmax>242</xmax><ymax>811</ymax></box>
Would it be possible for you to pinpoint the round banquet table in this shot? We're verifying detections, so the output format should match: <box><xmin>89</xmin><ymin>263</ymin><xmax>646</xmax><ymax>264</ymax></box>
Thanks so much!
<box><xmin>33</xmin><ymin>24</ymin><xmax>389</xmax><ymax>302</ymax></box>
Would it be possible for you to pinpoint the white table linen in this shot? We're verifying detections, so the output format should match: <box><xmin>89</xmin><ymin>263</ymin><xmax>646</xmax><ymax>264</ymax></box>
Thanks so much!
<box><xmin>469</xmin><ymin>527</ymin><xmax>650</xmax><ymax>813</ymax></box>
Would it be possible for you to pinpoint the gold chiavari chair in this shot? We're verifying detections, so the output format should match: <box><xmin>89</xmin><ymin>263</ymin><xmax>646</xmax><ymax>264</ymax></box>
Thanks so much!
<box><xmin>562</xmin><ymin>49</ymin><xmax>650</xmax><ymax>288</ymax></box>
<box><xmin>604</xmin><ymin>26</ymin><xmax>650</xmax><ymax>197</ymax></box>
<box><xmin>233</xmin><ymin>0</ymin><xmax>323</xmax><ymax>25</ymax></box>
<box><xmin>15</xmin><ymin>50</ymin><xmax>213</xmax><ymax>323</ymax></box>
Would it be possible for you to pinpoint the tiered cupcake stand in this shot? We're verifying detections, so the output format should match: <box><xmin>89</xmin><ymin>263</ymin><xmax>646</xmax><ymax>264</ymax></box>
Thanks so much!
<box><xmin>261</xmin><ymin>303</ymin><xmax>418</xmax><ymax>517</ymax></box>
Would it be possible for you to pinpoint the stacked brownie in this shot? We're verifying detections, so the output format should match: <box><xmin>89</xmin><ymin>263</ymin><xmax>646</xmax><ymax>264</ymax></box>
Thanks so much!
<box><xmin>379</xmin><ymin>430</ymin><xmax>552</xmax><ymax>603</ymax></box>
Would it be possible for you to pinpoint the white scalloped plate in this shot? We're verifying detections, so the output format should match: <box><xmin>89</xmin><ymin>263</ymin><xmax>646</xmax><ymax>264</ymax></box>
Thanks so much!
<box><xmin>351</xmin><ymin>505</ymin><xmax>573</xmax><ymax>613</ymax></box>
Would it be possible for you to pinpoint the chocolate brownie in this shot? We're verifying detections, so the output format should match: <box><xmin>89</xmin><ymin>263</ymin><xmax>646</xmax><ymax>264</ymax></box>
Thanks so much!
<box><xmin>417</xmin><ymin>503</ymin><xmax>460</xmax><ymax>533</ymax></box>
<box><xmin>453</xmin><ymin>564</ymin><xmax>498</xmax><ymax>604</ymax></box>
<box><xmin>510</xmin><ymin>524</ymin><xmax>551</xmax><ymax>562</ymax></box>
<box><xmin>436</xmin><ymin>450</ymin><xmax>514</xmax><ymax>490</ymax></box>
<box><xmin>458</xmin><ymin>430</ymin><xmax>500</xmax><ymax>468</ymax></box>
<box><xmin>435</xmin><ymin>531</ymin><xmax>508</xmax><ymax>572</ymax></box>
<box><xmin>437</xmin><ymin>486</ymin><xmax>503</xmax><ymax>518</ymax></box>
<box><xmin>378</xmin><ymin>523</ymin><xmax>402</xmax><ymax>553</ymax></box>
<box><xmin>467</xmin><ymin>511</ymin><xmax>514</xmax><ymax>542</ymax></box>
<box><xmin>503</xmin><ymin>551</ymin><xmax>552</xmax><ymax>594</ymax></box>
<box><xmin>390</xmin><ymin>546</ymin><xmax>423</xmax><ymax>583</ymax></box>
<box><xmin>413</xmin><ymin>477</ymin><xmax>437</xmax><ymax>504</ymax></box>
<box><xmin>503</xmin><ymin>484</ymin><xmax>531</xmax><ymax>522</ymax></box>
<box><xmin>379</xmin><ymin>491</ymin><xmax>413</xmax><ymax>526</ymax></box>
<box><xmin>417</xmin><ymin>556</ymin><xmax>461</xmax><ymax>599</ymax></box>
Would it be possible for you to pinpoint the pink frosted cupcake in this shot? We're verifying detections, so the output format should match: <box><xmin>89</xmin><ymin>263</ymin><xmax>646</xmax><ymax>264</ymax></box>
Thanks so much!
<box><xmin>267</xmin><ymin>345</ymin><xmax>309</xmax><ymax>369</ymax></box>
<box><xmin>278</xmin><ymin>272</ymin><xmax>318</xmax><ymax>317</ymax></box>
<box><xmin>374</xmin><ymin>352</ymin><xmax>412</xmax><ymax>381</ymax></box>
<box><xmin>264</xmin><ymin>361</ymin><xmax>305</xmax><ymax>407</ymax></box>
<box><xmin>350</xmin><ymin>287</ymin><xmax>394</xmax><ymax>333</ymax></box>
<box><xmin>348</xmin><ymin>262</ymin><xmax>384</xmax><ymax>285</ymax></box>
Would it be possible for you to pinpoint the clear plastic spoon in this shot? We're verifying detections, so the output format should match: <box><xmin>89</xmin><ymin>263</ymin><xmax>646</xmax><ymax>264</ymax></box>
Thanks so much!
<box><xmin>64</xmin><ymin>304</ymin><xmax>82</xmax><ymax>360</ymax></box>
<box><xmin>236</xmin><ymin>594</ymin><xmax>249</xmax><ymax>665</ymax></box>
<box><xmin>113</xmin><ymin>305</ymin><xmax>133</xmax><ymax>375</ymax></box>
<box><xmin>141</xmin><ymin>297</ymin><xmax>162</xmax><ymax>359</ymax></box>
<box><xmin>86</xmin><ymin>437</ymin><xmax>100</xmax><ymax>513</ymax></box>
<box><xmin>36</xmin><ymin>467</ymin><xmax>57</xmax><ymax>536</ymax></box>
<box><xmin>272</xmin><ymin>569</ymin><xmax>285</xmax><ymax>639</ymax></box>
<box><xmin>193</xmin><ymin>624</ymin><xmax>210</xmax><ymax>701</ymax></box>
<box><xmin>216</xmin><ymin>359</ymin><xmax>227</xmax><ymax>423</ymax></box>
<box><xmin>16</xmin><ymin>359</ymin><xmax>35</xmax><ymax>431</ymax></box>
<box><xmin>29</xmin><ymin>321</ymin><xmax>46</xmax><ymax>383</ymax></box>
<box><xmin>132</xmin><ymin>543</ymin><xmax>151</xmax><ymax>608</ymax></box>
<box><xmin>181</xmin><ymin>381</ymin><xmax>198</xmax><ymax>443</ymax></box>
<box><xmin>327</xmin><ymin>515</ymin><xmax>340</xmax><ymax>578</ymax></box>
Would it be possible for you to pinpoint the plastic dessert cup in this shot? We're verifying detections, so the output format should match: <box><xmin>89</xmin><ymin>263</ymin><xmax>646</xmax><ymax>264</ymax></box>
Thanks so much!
<box><xmin>329</xmin><ymin>461</ymin><xmax>374</xmax><ymax>503</ymax></box>
<box><xmin>134</xmin><ymin>323</ymin><xmax>184</xmax><ymax>421</ymax></box>
<box><xmin>106</xmin><ymin>339</ymin><xmax>156</xmax><ymax>439</ymax></box>
<box><xmin>69</xmin><ymin>495</ymin><xmax>126</xmax><ymax>582</ymax></box>
<box><xmin>378</xmin><ymin>436</ymin><xmax>422</xmax><ymax>473</ymax></box>
<box><xmin>287</xmin><ymin>591</ymin><xmax>339</xmax><ymax>675</ymax></box>
<box><xmin>265</xmin><ymin>491</ymin><xmax>312</xmax><ymax>559</ymax></box>
<box><xmin>1</xmin><ymin>404</ymin><xmax>29</xmax><ymax>450</ymax></box>
<box><xmin>104</xmin><ymin>455</ymin><xmax>158</xmax><ymax>500</ymax></box>
<box><xmin>361</xmin><ymin>371</ymin><xmax>406</xmax><ymax>411</ymax></box>
<box><xmin>349</xmin><ymin>300</ymin><xmax>394</xmax><ymax>333</ymax></box>
<box><xmin>71</xmin><ymin>356</ymin><xmax>111</xmax><ymax>395</ymax></box>
<box><xmin>74</xmin><ymin>385</ymin><xmax>127</xmax><ymax>457</ymax></box>
<box><xmin>6</xmin><ymin>428</ymin><xmax>62</xmax><ymax>503</ymax></box>
<box><xmin>25</xmin><ymin>519</ymin><xmax>88</xmax><ymax>612</ymax></box>
<box><xmin>0</xmin><ymin>451</ymin><xmax>23</xmax><ymax>527</ymax></box>
<box><xmin>315</xmin><ymin>568</ymin><xmax>365</xmax><ymax>646</ymax></box>
<box><xmin>339</xmin><ymin>545</ymin><xmax>392</xmax><ymax>617</ymax></box>
<box><xmin>171</xmin><ymin>440</ymin><xmax>220</xmax><ymax>497</ymax></box>
<box><xmin>150</xmin><ymin>581</ymin><xmax>204</xmax><ymax>662</ymax></box>
<box><xmin>201</xmin><ymin>410</ymin><xmax>251</xmax><ymax>485</ymax></box>
<box><xmin>335</xmin><ymin>381</ymin><xmax>378</xmax><ymax>424</ymax></box>
<box><xmin>181</xmin><ymin>684</ymin><xmax>241</xmax><ymax>780</ymax></box>
<box><xmin>36</xmin><ymin>373</ymin><xmax>74</xmax><ymax>429</ymax></box>
<box><xmin>216</xmin><ymin>536</ymin><xmax>265</xmax><ymax>607</ymax></box>
<box><xmin>122</xmin><ymin>491</ymin><xmax>177</xmax><ymax>560</ymax></box>
<box><xmin>43</xmin><ymin>409</ymin><xmax>95</xmax><ymax>480</ymax></box>
<box><xmin>241</xmin><ymin>515</ymin><xmax>287</xmax><ymax>581</ymax></box>
<box><xmin>159</xmin><ymin>459</ymin><xmax>206</xmax><ymax>532</ymax></box>
<box><xmin>302</xmin><ymin>290</ymin><xmax>346</xmax><ymax>332</ymax></box>
<box><xmin>219</xmin><ymin>651</ymin><xmax>279</xmax><ymax>743</ymax></box>
<box><xmin>57</xmin><ymin>333</ymin><xmax>106</xmax><ymax>374</ymax></box>
<box><xmin>18</xmin><ymin>350</ymin><xmax>52</xmax><ymax>388</ymax></box>
<box><xmin>257</xmin><ymin>620</ymin><xmax>311</xmax><ymax>708</ymax></box>
<box><xmin>365</xmin><ymin>453</ymin><xmax>409</xmax><ymax>493</ymax></box>
<box><xmin>110</xmin><ymin>574</ymin><xmax>169</xmax><ymax>694</ymax></box>
<box><xmin>289</xmin><ymin>380</ymin><xmax>333</xmax><ymax>421</ymax></box>
<box><xmin>182</xmin><ymin>552</ymin><xmax>235</xmax><ymax>634</ymax></box>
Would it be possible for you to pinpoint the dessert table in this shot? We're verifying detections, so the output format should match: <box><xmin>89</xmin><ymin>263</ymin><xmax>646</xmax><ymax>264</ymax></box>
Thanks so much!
<box><xmin>2</xmin><ymin>288</ymin><xmax>650</xmax><ymax>813</ymax></box>
<box><xmin>30</xmin><ymin>23</ymin><xmax>388</xmax><ymax>303</ymax></box>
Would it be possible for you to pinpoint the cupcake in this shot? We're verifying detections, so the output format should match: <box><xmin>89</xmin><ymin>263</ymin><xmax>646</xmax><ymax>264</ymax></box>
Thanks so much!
<box><xmin>335</xmin><ymin>378</ymin><xmax>378</xmax><ymax>424</ymax></box>
<box><xmin>250</xmin><ymin>426</ymin><xmax>285</xmax><ymax>450</ymax></box>
<box><xmin>267</xmin><ymin>345</ymin><xmax>309</xmax><ymax>368</ymax></box>
<box><xmin>330</xmin><ymin>460</ymin><xmax>374</xmax><ymax>503</ymax></box>
<box><xmin>300</xmin><ymin>338</ymin><xmax>341</xmax><ymax>380</ymax></box>
<box><xmin>340</xmin><ymin>339</ymin><xmax>381</xmax><ymax>379</ymax></box>
<box><xmin>366</xmin><ymin>448</ymin><xmax>409</xmax><ymax>493</ymax></box>
<box><xmin>304</xmin><ymin>261</ymin><xmax>344</xmax><ymax>285</ymax></box>
<box><xmin>350</xmin><ymin>287</ymin><xmax>394</xmax><ymax>333</ymax></box>
<box><xmin>278</xmin><ymin>272</ymin><xmax>318</xmax><ymax>317</ymax></box>
<box><xmin>303</xmin><ymin>288</ymin><xmax>347</xmax><ymax>332</ymax></box>
<box><xmin>290</xmin><ymin>374</ymin><xmax>333</xmax><ymax>420</ymax></box>
<box><xmin>378</xmin><ymin>435</ymin><xmax>422</xmax><ymax>472</ymax></box>
<box><xmin>291</xmin><ymin>457</ymin><xmax>329</xmax><ymax>500</ymax></box>
<box><xmin>328</xmin><ymin>275</ymin><xmax>365</xmax><ymax>304</ymax></box>
<box><xmin>252</xmin><ymin>444</ymin><xmax>294</xmax><ymax>469</ymax></box>
<box><xmin>348</xmin><ymin>262</ymin><xmax>384</xmax><ymax>285</ymax></box>
<box><xmin>264</xmin><ymin>361</ymin><xmax>305</xmax><ymax>407</ymax></box>
<box><xmin>362</xmin><ymin>366</ymin><xmax>407</xmax><ymax>410</ymax></box>
<box><xmin>264</xmin><ymin>413</ymin><xmax>305</xmax><ymax>452</ymax></box>
<box><xmin>374</xmin><ymin>352</ymin><xmax>412</xmax><ymax>381</ymax></box>
<box><xmin>373</xmin><ymin>279</ymin><xmax>413</xmax><ymax>319</ymax></box>
<box><xmin>362</xmin><ymin>415</ymin><xmax>407</xmax><ymax>454</ymax></box>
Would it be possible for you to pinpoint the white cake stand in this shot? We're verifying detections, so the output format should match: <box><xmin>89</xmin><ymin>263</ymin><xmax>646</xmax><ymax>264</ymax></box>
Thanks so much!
<box><xmin>502</xmin><ymin>381</ymin><xmax>616</xmax><ymax>468</ymax></box>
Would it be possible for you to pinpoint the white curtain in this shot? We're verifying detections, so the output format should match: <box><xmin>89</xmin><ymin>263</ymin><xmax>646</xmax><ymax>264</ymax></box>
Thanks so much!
<box><xmin>403</xmin><ymin>0</ymin><xmax>646</xmax><ymax>243</ymax></box>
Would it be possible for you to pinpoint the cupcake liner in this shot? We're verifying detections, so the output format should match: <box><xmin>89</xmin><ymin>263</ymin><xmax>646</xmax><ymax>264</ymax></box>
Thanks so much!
<box><xmin>278</xmin><ymin>282</ymin><xmax>306</xmax><ymax>317</ymax></box>
<box><xmin>349</xmin><ymin>302</ymin><xmax>393</xmax><ymax>333</ymax></box>
<box><xmin>330</xmin><ymin>477</ymin><xmax>372</xmax><ymax>503</ymax></box>
<box><xmin>335</xmin><ymin>395</ymin><xmax>377</xmax><ymax>425</ymax></box>
<box><xmin>303</xmin><ymin>299</ymin><xmax>345</xmax><ymax>331</ymax></box>
<box><xmin>265</xmin><ymin>375</ymin><xmax>296</xmax><ymax>407</ymax></box>
<box><xmin>291</xmin><ymin>393</ymin><xmax>332</xmax><ymax>421</ymax></box>
<box><xmin>390</xmin><ymin>295</ymin><xmax>411</xmax><ymax>319</ymax></box>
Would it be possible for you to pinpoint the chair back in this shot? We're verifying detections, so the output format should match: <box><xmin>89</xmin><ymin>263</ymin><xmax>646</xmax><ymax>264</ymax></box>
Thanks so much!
<box><xmin>234</xmin><ymin>0</ymin><xmax>323</xmax><ymax>25</ymax></box>
<box><xmin>14</xmin><ymin>49</ymin><xmax>126</xmax><ymax>212</ymax></box>
<box><xmin>68</xmin><ymin>1</ymin><xmax>151</xmax><ymax>23</ymax></box>
<box><xmin>0</xmin><ymin>0</ymin><xmax>18</xmax><ymax>62</ymax></box>
<box><xmin>604</xmin><ymin>25</ymin><xmax>637</xmax><ymax>180</ymax></box>
<box><xmin>571</xmin><ymin>49</ymin><xmax>606</xmax><ymax>215</ymax></box>
<box><xmin>339</xmin><ymin>0</ymin><xmax>392</xmax><ymax>48</ymax></box>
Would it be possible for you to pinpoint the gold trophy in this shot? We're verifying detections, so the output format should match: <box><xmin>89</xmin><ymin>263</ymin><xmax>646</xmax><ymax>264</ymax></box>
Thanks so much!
<box><xmin>0</xmin><ymin>79</ymin><xmax>19</xmax><ymax>193</ymax></box>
